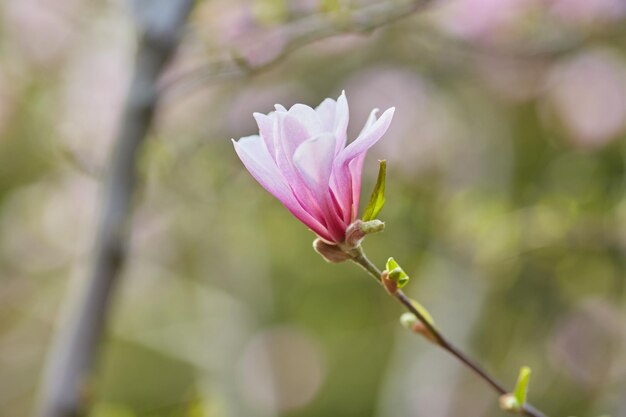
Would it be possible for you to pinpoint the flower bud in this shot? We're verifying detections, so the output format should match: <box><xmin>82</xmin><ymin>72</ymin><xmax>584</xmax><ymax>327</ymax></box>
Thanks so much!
<box><xmin>499</xmin><ymin>394</ymin><xmax>521</xmax><ymax>412</ymax></box>
<box><xmin>411</xmin><ymin>321</ymin><xmax>439</xmax><ymax>344</ymax></box>
<box><xmin>399</xmin><ymin>313</ymin><xmax>438</xmax><ymax>344</ymax></box>
<box><xmin>344</xmin><ymin>219</ymin><xmax>385</xmax><ymax>249</ymax></box>
<box><xmin>313</xmin><ymin>238</ymin><xmax>351</xmax><ymax>263</ymax></box>
<box><xmin>400</xmin><ymin>312</ymin><xmax>419</xmax><ymax>329</ymax></box>
<box><xmin>384</xmin><ymin>257</ymin><xmax>409</xmax><ymax>288</ymax></box>
<box><xmin>381</xmin><ymin>270</ymin><xmax>398</xmax><ymax>294</ymax></box>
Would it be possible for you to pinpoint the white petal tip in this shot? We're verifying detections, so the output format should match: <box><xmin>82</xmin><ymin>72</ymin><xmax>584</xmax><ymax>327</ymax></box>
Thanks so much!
<box><xmin>235</xmin><ymin>135</ymin><xmax>262</xmax><ymax>145</ymax></box>
<box><xmin>274</xmin><ymin>104</ymin><xmax>287</xmax><ymax>112</ymax></box>
<box><xmin>380</xmin><ymin>107</ymin><xmax>395</xmax><ymax>119</ymax></box>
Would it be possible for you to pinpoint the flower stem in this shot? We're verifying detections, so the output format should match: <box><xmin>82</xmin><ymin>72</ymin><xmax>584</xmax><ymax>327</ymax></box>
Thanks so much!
<box><xmin>349</xmin><ymin>247</ymin><xmax>548</xmax><ymax>417</ymax></box>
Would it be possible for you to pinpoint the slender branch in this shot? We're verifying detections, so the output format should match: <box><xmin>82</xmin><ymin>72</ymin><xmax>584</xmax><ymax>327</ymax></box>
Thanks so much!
<box><xmin>36</xmin><ymin>1</ymin><xmax>195</xmax><ymax>417</ymax></box>
<box><xmin>160</xmin><ymin>0</ymin><xmax>431</xmax><ymax>102</ymax></box>
<box><xmin>349</xmin><ymin>247</ymin><xmax>548</xmax><ymax>417</ymax></box>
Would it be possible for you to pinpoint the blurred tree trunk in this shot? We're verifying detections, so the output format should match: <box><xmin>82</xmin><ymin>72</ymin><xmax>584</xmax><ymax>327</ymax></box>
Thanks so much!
<box><xmin>36</xmin><ymin>1</ymin><xmax>195</xmax><ymax>416</ymax></box>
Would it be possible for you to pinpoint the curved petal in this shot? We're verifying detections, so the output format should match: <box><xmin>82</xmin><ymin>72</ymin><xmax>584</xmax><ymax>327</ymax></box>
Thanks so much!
<box><xmin>358</xmin><ymin>108</ymin><xmax>379</xmax><ymax>137</ymax></box>
<box><xmin>232</xmin><ymin>135</ymin><xmax>292</xmax><ymax>204</ymax></box>
<box><xmin>253</xmin><ymin>112</ymin><xmax>276</xmax><ymax>159</ymax></box>
<box><xmin>273</xmin><ymin>113</ymin><xmax>329</xmax><ymax>224</ymax></box>
<box><xmin>348</xmin><ymin>154</ymin><xmax>366</xmax><ymax>219</ymax></box>
<box><xmin>232</xmin><ymin>135</ymin><xmax>332</xmax><ymax>241</ymax></box>
<box><xmin>334</xmin><ymin>91</ymin><xmax>349</xmax><ymax>153</ymax></box>
<box><xmin>293</xmin><ymin>133</ymin><xmax>336</xmax><ymax>197</ymax></box>
<box><xmin>315</xmin><ymin>98</ymin><xmax>336</xmax><ymax>131</ymax></box>
<box><xmin>288</xmin><ymin>104</ymin><xmax>323</xmax><ymax>137</ymax></box>
<box><xmin>340</xmin><ymin>107</ymin><xmax>394</xmax><ymax>163</ymax></box>
<box><xmin>276</xmin><ymin>112</ymin><xmax>311</xmax><ymax>161</ymax></box>
<box><xmin>294</xmin><ymin>133</ymin><xmax>346</xmax><ymax>242</ymax></box>
<box><xmin>331</xmin><ymin>107</ymin><xmax>395</xmax><ymax>221</ymax></box>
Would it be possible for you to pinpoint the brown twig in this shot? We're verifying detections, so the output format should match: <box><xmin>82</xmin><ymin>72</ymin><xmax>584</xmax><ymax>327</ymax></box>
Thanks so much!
<box><xmin>350</xmin><ymin>247</ymin><xmax>548</xmax><ymax>417</ymax></box>
<box><xmin>36</xmin><ymin>1</ymin><xmax>195</xmax><ymax>416</ymax></box>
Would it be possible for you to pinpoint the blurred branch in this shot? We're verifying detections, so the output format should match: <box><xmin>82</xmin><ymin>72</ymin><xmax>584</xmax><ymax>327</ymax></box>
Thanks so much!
<box><xmin>36</xmin><ymin>1</ymin><xmax>195</xmax><ymax>417</ymax></box>
<box><xmin>406</xmin><ymin>22</ymin><xmax>626</xmax><ymax>64</ymax></box>
<box><xmin>163</xmin><ymin>1</ymin><xmax>626</xmax><ymax>103</ymax></box>
<box><xmin>350</xmin><ymin>248</ymin><xmax>549</xmax><ymax>417</ymax></box>
<box><xmin>161</xmin><ymin>0</ymin><xmax>431</xmax><ymax>101</ymax></box>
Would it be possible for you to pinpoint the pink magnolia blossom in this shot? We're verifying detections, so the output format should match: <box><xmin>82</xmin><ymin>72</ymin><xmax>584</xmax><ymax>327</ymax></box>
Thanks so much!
<box><xmin>232</xmin><ymin>92</ymin><xmax>394</xmax><ymax>244</ymax></box>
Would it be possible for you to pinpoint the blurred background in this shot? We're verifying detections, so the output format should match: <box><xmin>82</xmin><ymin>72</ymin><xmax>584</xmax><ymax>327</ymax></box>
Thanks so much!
<box><xmin>1</xmin><ymin>0</ymin><xmax>625</xmax><ymax>416</ymax></box>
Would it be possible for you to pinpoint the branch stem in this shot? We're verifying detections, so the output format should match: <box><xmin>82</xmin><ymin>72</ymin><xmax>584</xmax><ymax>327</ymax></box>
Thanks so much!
<box><xmin>349</xmin><ymin>247</ymin><xmax>547</xmax><ymax>417</ymax></box>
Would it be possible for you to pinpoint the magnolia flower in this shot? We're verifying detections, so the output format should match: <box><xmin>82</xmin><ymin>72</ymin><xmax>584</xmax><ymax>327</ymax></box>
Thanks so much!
<box><xmin>232</xmin><ymin>91</ymin><xmax>394</xmax><ymax>244</ymax></box>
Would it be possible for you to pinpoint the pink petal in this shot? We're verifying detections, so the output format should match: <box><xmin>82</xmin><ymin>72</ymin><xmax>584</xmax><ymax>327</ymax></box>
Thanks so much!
<box><xmin>294</xmin><ymin>133</ymin><xmax>347</xmax><ymax>242</ymax></box>
<box><xmin>253</xmin><ymin>112</ymin><xmax>276</xmax><ymax>158</ymax></box>
<box><xmin>329</xmin><ymin>172</ymin><xmax>352</xmax><ymax>225</ymax></box>
<box><xmin>358</xmin><ymin>108</ymin><xmax>379</xmax><ymax>137</ymax></box>
<box><xmin>232</xmin><ymin>135</ymin><xmax>291</xmax><ymax>204</ymax></box>
<box><xmin>293</xmin><ymin>133</ymin><xmax>336</xmax><ymax>197</ymax></box>
<box><xmin>277</xmin><ymin>112</ymin><xmax>312</xmax><ymax>161</ymax></box>
<box><xmin>288</xmin><ymin>104</ymin><xmax>323</xmax><ymax>137</ymax></box>
<box><xmin>334</xmin><ymin>91</ymin><xmax>349</xmax><ymax>153</ymax></box>
<box><xmin>348</xmin><ymin>154</ymin><xmax>366</xmax><ymax>219</ymax></box>
<box><xmin>273</xmin><ymin>113</ymin><xmax>328</xmax><ymax>224</ymax></box>
<box><xmin>232</xmin><ymin>135</ymin><xmax>332</xmax><ymax>241</ymax></box>
<box><xmin>342</xmin><ymin>109</ymin><xmax>380</xmax><ymax>216</ymax></box>
<box><xmin>331</xmin><ymin>107</ymin><xmax>395</xmax><ymax>221</ymax></box>
<box><xmin>315</xmin><ymin>97</ymin><xmax>337</xmax><ymax>131</ymax></box>
<box><xmin>340</xmin><ymin>107</ymin><xmax>394</xmax><ymax>163</ymax></box>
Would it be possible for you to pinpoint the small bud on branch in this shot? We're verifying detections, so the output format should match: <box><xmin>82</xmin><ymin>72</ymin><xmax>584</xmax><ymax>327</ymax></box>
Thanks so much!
<box><xmin>344</xmin><ymin>219</ymin><xmax>385</xmax><ymax>249</ymax></box>
<box><xmin>400</xmin><ymin>312</ymin><xmax>438</xmax><ymax>344</ymax></box>
<box><xmin>313</xmin><ymin>238</ymin><xmax>352</xmax><ymax>263</ymax></box>
<box><xmin>500</xmin><ymin>393</ymin><xmax>522</xmax><ymax>413</ymax></box>
<box><xmin>381</xmin><ymin>270</ymin><xmax>398</xmax><ymax>294</ymax></box>
<box><xmin>385</xmin><ymin>257</ymin><xmax>409</xmax><ymax>288</ymax></box>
